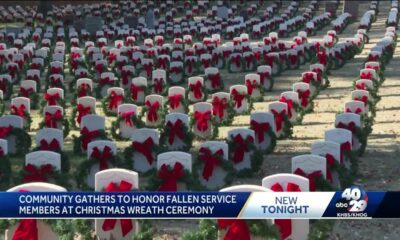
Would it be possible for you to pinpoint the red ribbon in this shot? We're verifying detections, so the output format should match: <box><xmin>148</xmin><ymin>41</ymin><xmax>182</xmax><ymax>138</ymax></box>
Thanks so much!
<box><xmin>354</xmin><ymin>96</ymin><xmax>368</xmax><ymax>106</ymax></box>
<box><xmin>11</xmin><ymin>105</ymin><xmax>26</xmax><ymax>118</ymax></box>
<box><xmin>289</xmin><ymin>54</ymin><xmax>297</xmax><ymax>65</ymax></box>
<box><xmin>78</xmin><ymin>83</ymin><xmax>91</xmax><ymax>97</ymax></box>
<box><xmin>80</xmin><ymin>127</ymin><xmax>99</xmax><ymax>150</ymax></box>
<box><xmin>297</xmin><ymin>89</ymin><xmax>310</xmax><ymax>108</ymax></box>
<box><xmin>217</xmin><ymin>219</ymin><xmax>250</xmax><ymax>240</ymax></box>
<box><xmin>355</xmin><ymin>83</ymin><xmax>367</xmax><ymax>90</ymax></box>
<box><xmin>153</xmin><ymin>78</ymin><xmax>163</xmax><ymax>94</ymax></box>
<box><xmin>199</xmin><ymin>147</ymin><xmax>223</xmax><ymax>181</ymax></box>
<box><xmin>0</xmin><ymin>126</ymin><xmax>12</xmax><ymax>138</ymax></box>
<box><xmin>76</xmin><ymin>104</ymin><xmax>92</xmax><ymax>124</ymax></box>
<box><xmin>232</xmin><ymin>135</ymin><xmax>253</xmax><ymax>163</ymax></box>
<box><xmin>121</xmin><ymin>70</ymin><xmax>130</xmax><ymax>86</ymax></box>
<box><xmin>23</xmin><ymin>163</ymin><xmax>52</xmax><ymax>183</ymax></box>
<box><xmin>108</xmin><ymin>91</ymin><xmax>123</xmax><ymax>110</ymax></box>
<box><xmin>11</xmin><ymin>219</ymin><xmax>38</xmax><ymax>240</ymax></box>
<box><xmin>231</xmin><ymin>89</ymin><xmax>245</xmax><ymax>108</ymax></box>
<box><xmin>336</xmin><ymin>121</ymin><xmax>356</xmax><ymax>134</ymax></box>
<box><xmin>271</xmin><ymin>109</ymin><xmax>286</xmax><ymax>132</ymax></box>
<box><xmin>212</xmin><ymin>97</ymin><xmax>227</xmax><ymax>119</ymax></box>
<box><xmin>143</xmin><ymin>63</ymin><xmax>152</xmax><ymax>76</ymax></box>
<box><xmin>279</xmin><ymin>96</ymin><xmax>293</xmax><ymax>118</ymax></box>
<box><xmin>169</xmin><ymin>66</ymin><xmax>182</xmax><ymax>74</ymax></box>
<box><xmin>186</xmin><ymin>60</ymin><xmax>194</xmax><ymax>74</ymax></box>
<box><xmin>145</xmin><ymin>101</ymin><xmax>160</xmax><ymax>122</ymax></box>
<box><xmin>340</xmin><ymin>141</ymin><xmax>351</xmax><ymax>163</ymax></box>
<box><xmin>302</xmin><ymin>72</ymin><xmax>314</xmax><ymax>84</ymax></box>
<box><xmin>107</xmin><ymin>53</ymin><xmax>117</xmax><ymax>64</ymax></box>
<box><xmin>132</xmin><ymin>137</ymin><xmax>155</xmax><ymax>165</ymax></box>
<box><xmin>44</xmin><ymin>92</ymin><xmax>60</xmax><ymax>106</ymax></box>
<box><xmin>99</xmin><ymin>77</ymin><xmax>114</xmax><ymax>85</ymax></box>
<box><xmin>20</xmin><ymin>87</ymin><xmax>33</xmax><ymax>98</ymax></box>
<box><xmin>294</xmin><ymin>168</ymin><xmax>322</xmax><ymax>191</ymax></box>
<box><xmin>193</xmin><ymin>110</ymin><xmax>211</xmax><ymax>132</ymax></box>
<box><xmin>208</xmin><ymin>74</ymin><xmax>221</xmax><ymax>89</ymax></box>
<box><xmin>168</xmin><ymin>94</ymin><xmax>182</xmax><ymax>109</ymax></box>
<box><xmin>39</xmin><ymin>139</ymin><xmax>60</xmax><ymax>151</ymax></box>
<box><xmin>326</xmin><ymin>153</ymin><xmax>336</xmax><ymax>183</ymax></box>
<box><xmin>346</xmin><ymin>108</ymin><xmax>362</xmax><ymax>114</ymax></box>
<box><xmin>157</xmin><ymin>162</ymin><xmax>184</xmax><ymax>192</ymax></box>
<box><xmin>189</xmin><ymin>81</ymin><xmax>203</xmax><ymax>99</ymax></box>
<box><xmin>95</xmin><ymin>63</ymin><xmax>105</xmax><ymax>73</ymax></box>
<box><xmin>264</xmin><ymin>55</ymin><xmax>275</xmax><ymax>67</ymax></box>
<box><xmin>231</xmin><ymin>55</ymin><xmax>241</xmax><ymax>68</ymax></box>
<box><xmin>51</xmin><ymin>66</ymin><xmax>62</xmax><ymax>74</ymax></box>
<box><xmin>245</xmin><ymin>79</ymin><xmax>258</xmax><ymax>95</ymax></box>
<box><xmin>102</xmin><ymin>180</ymin><xmax>134</xmax><ymax>236</ymax></box>
<box><xmin>120</xmin><ymin>111</ymin><xmax>135</xmax><ymax>127</ymax></box>
<box><xmin>91</xmin><ymin>146</ymin><xmax>113</xmax><ymax>171</ymax></box>
<box><xmin>317</xmin><ymin>51</ymin><xmax>327</xmax><ymax>65</ymax></box>
<box><xmin>166</xmin><ymin>119</ymin><xmax>184</xmax><ymax>145</ymax></box>
<box><xmin>158</xmin><ymin>58</ymin><xmax>168</xmax><ymax>69</ymax></box>
<box><xmin>130</xmin><ymin>84</ymin><xmax>143</xmax><ymax>101</ymax></box>
<box><xmin>244</xmin><ymin>56</ymin><xmax>253</xmax><ymax>69</ymax></box>
<box><xmin>258</xmin><ymin>72</ymin><xmax>269</xmax><ymax>85</ymax></box>
<box><xmin>271</xmin><ymin>182</ymin><xmax>301</xmax><ymax>239</ymax></box>
<box><xmin>360</xmin><ymin>72</ymin><xmax>372</xmax><ymax>80</ymax></box>
<box><xmin>250</xmin><ymin>120</ymin><xmax>270</xmax><ymax>143</ymax></box>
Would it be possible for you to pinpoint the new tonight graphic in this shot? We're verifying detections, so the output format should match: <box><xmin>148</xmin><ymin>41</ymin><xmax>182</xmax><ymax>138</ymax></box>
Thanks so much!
<box><xmin>0</xmin><ymin>191</ymin><xmax>396</xmax><ymax>219</ymax></box>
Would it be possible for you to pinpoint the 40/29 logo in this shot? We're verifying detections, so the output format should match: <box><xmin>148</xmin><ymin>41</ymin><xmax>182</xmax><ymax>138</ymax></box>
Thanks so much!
<box><xmin>336</xmin><ymin>186</ymin><xmax>368</xmax><ymax>213</ymax></box>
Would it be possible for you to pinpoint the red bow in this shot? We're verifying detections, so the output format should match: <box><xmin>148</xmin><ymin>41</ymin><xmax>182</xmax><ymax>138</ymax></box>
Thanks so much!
<box><xmin>107</xmin><ymin>53</ymin><xmax>117</xmax><ymax>64</ymax></box>
<box><xmin>271</xmin><ymin>182</ymin><xmax>301</xmax><ymax>239</ymax></box>
<box><xmin>294</xmin><ymin>168</ymin><xmax>322</xmax><ymax>191</ymax></box>
<box><xmin>121</xmin><ymin>70</ymin><xmax>131</xmax><ymax>86</ymax></box>
<box><xmin>231</xmin><ymin>55</ymin><xmax>241</xmax><ymax>68</ymax></box>
<box><xmin>336</xmin><ymin>121</ymin><xmax>356</xmax><ymax>134</ymax></box>
<box><xmin>20</xmin><ymin>87</ymin><xmax>33</xmax><ymax>97</ymax></box>
<box><xmin>12</xmin><ymin>219</ymin><xmax>38</xmax><ymax>240</ymax></box>
<box><xmin>354</xmin><ymin>96</ymin><xmax>368</xmax><ymax>106</ymax></box>
<box><xmin>95</xmin><ymin>63</ymin><xmax>105</xmax><ymax>73</ymax></box>
<box><xmin>317</xmin><ymin>51</ymin><xmax>327</xmax><ymax>65</ymax></box>
<box><xmin>0</xmin><ymin>126</ymin><xmax>13</xmax><ymax>138</ymax></box>
<box><xmin>80</xmin><ymin>127</ymin><xmax>99</xmax><ymax>150</ymax></box>
<box><xmin>76</xmin><ymin>104</ymin><xmax>92</xmax><ymax>124</ymax></box>
<box><xmin>245</xmin><ymin>79</ymin><xmax>257</xmax><ymax>95</ymax></box>
<box><xmin>132</xmin><ymin>137</ymin><xmax>155</xmax><ymax>165</ymax></box>
<box><xmin>297</xmin><ymin>89</ymin><xmax>310</xmax><ymax>108</ymax></box>
<box><xmin>244</xmin><ymin>56</ymin><xmax>253</xmax><ymax>69</ymax></box>
<box><xmin>11</xmin><ymin>105</ymin><xmax>26</xmax><ymax>118</ymax></box>
<box><xmin>189</xmin><ymin>81</ymin><xmax>203</xmax><ymax>99</ymax></box>
<box><xmin>143</xmin><ymin>63</ymin><xmax>152</xmax><ymax>76</ymax></box>
<box><xmin>130</xmin><ymin>84</ymin><xmax>143</xmax><ymax>101</ymax></box>
<box><xmin>120</xmin><ymin>111</ymin><xmax>135</xmax><ymax>127</ymax></box>
<box><xmin>23</xmin><ymin>164</ymin><xmax>52</xmax><ymax>183</ymax></box>
<box><xmin>158</xmin><ymin>58</ymin><xmax>168</xmax><ymax>69</ymax></box>
<box><xmin>279</xmin><ymin>96</ymin><xmax>293</xmax><ymax>118</ymax></box>
<box><xmin>166</xmin><ymin>119</ymin><xmax>185</xmax><ymax>145</ymax></box>
<box><xmin>250</xmin><ymin>120</ymin><xmax>270</xmax><ymax>143</ymax></box>
<box><xmin>44</xmin><ymin>92</ymin><xmax>60</xmax><ymax>106</ymax></box>
<box><xmin>99</xmin><ymin>77</ymin><xmax>114</xmax><ymax>85</ymax></box>
<box><xmin>157</xmin><ymin>162</ymin><xmax>184</xmax><ymax>192</ymax></box>
<box><xmin>193</xmin><ymin>111</ymin><xmax>211</xmax><ymax>132</ymax></box>
<box><xmin>212</xmin><ymin>97</ymin><xmax>227</xmax><ymax>119</ymax></box>
<box><xmin>108</xmin><ymin>91</ymin><xmax>123</xmax><ymax>110</ymax></box>
<box><xmin>208</xmin><ymin>74</ymin><xmax>221</xmax><ymax>89</ymax></box>
<box><xmin>102</xmin><ymin>180</ymin><xmax>134</xmax><ymax>236</ymax></box>
<box><xmin>168</xmin><ymin>94</ymin><xmax>182</xmax><ymax>109</ymax></box>
<box><xmin>271</xmin><ymin>109</ymin><xmax>286</xmax><ymax>132</ymax></box>
<box><xmin>217</xmin><ymin>219</ymin><xmax>250</xmax><ymax>240</ymax></box>
<box><xmin>346</xmin><ymin>108</ymin><xmax>362</xmax><ymax>114</ymax></box>
<box><xmin>145</xmin><ymin>101</ymin><xmax>160</xmax><ymax>122</ymax></box>
<box><xmin>153</xmin><ymin>78</ymin><xmax>163</xmax><ymax>94</ymax></box>
<box><xmin>289</xmin><ymin>55</ymin><xmax>297</xmax><ymax>65</ymax></box>
<box><xmin>51</xmin><ymin>66</ymin><xmax>62</xmax><ymax>74</ymax></box>
<box><xmin>91</xmin><ymin>146</ymin><xmax>113</xmax><ymax>171</ymax></box>
<box><xmin>303</xmin><ymin>72</ymin><xmax>314</xmax><ymax>83</ymax></box>
<box><xmin>231</xmin><ymin>89</ymin><xmax>245</xmax><ymax>108</ymax></box>
<box><xmin>232</xmin><ymin>135</ymin><xmax>253</xmax><ymax>163</ymax></box>
<box><xmin>360</xmin><ymin>72</ymin><xmax>372</xmax><ymax>80</ymax></box>
<box><xmin>170</xmin><ymin>66</ymin><xmax>182</xmax><ymax>74</ymax></box>
<box><xmin>326</xmin><ymin>153</ymin><xmax>336</xmax><ymax>183</ymax></box>
<box><xmin>264</xmin><ymin>55</ymin><xmax>275</xmax><ymax>67</ymax></box>
<box><xmin>340</xmin><ymin>141</ymin><xmax>351</xmax><ymax>163</ymax></box>
<box><xmin>258</xmin><ymin>72</ymin><xmax>269</xmax><ymax>85</ymax></box>
<box><xmin>78</xmin><ymin>83</ymin><xmax>91</xmax><ymax>97</ymax></box>
<box><xmin>355</xmin><ymin>83</ymin><xmax>368</xmax><ymax>90</ymax></box>
<box><xmin>199</xmin><ymin>147</ymin><xmax>223</xmax><ymax>181</ymax></box>
<box><xmin>368</xmin><ymin>55</ymin><xmax>379</xmax><ymax>62</ymax></box>
<box><xmin>39</xmin><ymin>139</ymin><xmax>60</xmax><ymax>151</ymax></box>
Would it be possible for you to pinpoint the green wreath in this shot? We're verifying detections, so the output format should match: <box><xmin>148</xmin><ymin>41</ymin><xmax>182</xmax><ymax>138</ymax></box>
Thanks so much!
<box><xmin>38</xmin><ymin>118</ymin><xmax>70</xmax><ymax>138</ymax></box>
<box><xmin>145</xmin><ymin>164</ymin><xmax>204</xmax><ymax>191</ymax></box>
<box><xmin>250</xmin><ymin>126</ymin><xmax>277</xmax><ymax>155</ymax></box>
<box><xmin>101</xmin><ymin>94</ymin><xmax>125</xmax><ymax>116</ymax></box>
<box><xmin>227</xmin><ymin>137</ymin><xmax>264</xmax><ymax>178</ymax></box>
<box><xmin>159</xmin><ymin>122</ymin><xmax>194</xmax><ymax>152</ymax></box>
<box><xmin>72</xmin><ymin>129</ymin><xmax>108</xmax><ymax>155</ymax></box>
<box><xmin>31</xmin><ymin>147</ymin><xmax>70</xmax><ymax>173</ymax></box>
<box><xmin>16</xmin><ymin>91</ymin><xmax>39</xmax><ymax>109</ymax></box>
<box><xmin>5</xmin><ymin>127</ymin><xmax>31</xmax><ymax>156</ymax></box>
<box><xmin>39</xmin><ymin>97</ymin><xmax>66</xmax><ymax>114</ymax></box>
<box><xmin>189</xmin><ymin>112</ymin><xmax>219</xmax><ymax>140</ymax></box>
<box><xmin>164</xmin><ymin>95</ymin><xmax>190</xmax><ymax>114</ymax></box>
<box><xmin>10</xmin><ymin>111</ymin><xmax>32</xmax><ymax>131</ymax></box>
<box><xmin>227</xmin><ymin>57</ymin><xmax>244</xmax><ymax>73</ymax></box>
<box><xmin>185</xmin><ymin>84</ymin><xmax>208</xmax><ymax>105</ymax></box>
<box><xmin>210</xmin><ymin>99</ymin><xmax>236</xmax><ymax>127</ymax></box>
<box><xmin>0</xmin><ymin>219</ymin><xmax>74</xmax><ymax>240</ymax></box>
<box><xmin>69</xmin><ymin>107</ymin><xmax>95</xmax><ymax>130</ymax></box>
<box><xmin>75</xmin><ymin>154</ymin><xmax>123</xmax><ymax>190</ymax></box>
<box><xmin>0</xmin><ymin>80</ymin><xmax>12</xmax><ymax>100</ymax></box>
<box><xmin>277</xmin><ymin>114</ymin><xmax>294</xmax><ymax>140</ymax></box>
<box><xmin>110</xmin><ymin>115</ymin><xmax>144</xmax><ymax>140</ymax></box>
<box><xmin>123</xmin><ymin>143</ymin><xmax>163</xmax><ymax>176</ymax></box>
<box><xmin>15</xmin><ymin>165</ymin><xmax>71</xmax><ymax>189</ymax></box>
<box><xmin>140</xmin><ymin>104</ymin><xmax>166</xmax><ymax>129</ymax></box>
<box><xmin>126</xmin><ymin>85</ymin><xmax>151</xmax><ymax>106</ymax></box>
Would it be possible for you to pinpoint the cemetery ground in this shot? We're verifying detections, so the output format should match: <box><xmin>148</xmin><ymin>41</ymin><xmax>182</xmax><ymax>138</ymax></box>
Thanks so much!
<box><xmin>3</xmin><ymin>1</ymin><xmax>400</xmax><ymax>240</ymax></box>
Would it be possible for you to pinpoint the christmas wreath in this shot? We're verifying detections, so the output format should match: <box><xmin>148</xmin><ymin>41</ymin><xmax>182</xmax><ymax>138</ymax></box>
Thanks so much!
<box><xmin>0</xmin><ymin>126</ymin><xmax>31</xmax><ymax>156</ymax></box>
<box><xmin>189</xmin><ymin>111</ymin><xmax>219</xmax><ymax>140</ymax></box>
<box><xmin>72</xmin><ymin>128</ymin><xmax>108</xmax><ymax>154</ymax></box>
<box><xmin>0</xmin><ymin>148</ymin><xmax>11</xmax><ymax>190</ymax></box>
<box><xmin>110</xmin><ymin>112</ymin><xmax>144</xmax><ymax>140</ymax></box>
<box><xmin>10</xmin><ymin>105</ymin><xmax>32</xmax><ymax>131</ymax></box>
<box><xmin>140</xmin><ymin>101</ymin><xmax>166</xmax><ymax>129</ymax></box>
<box><xmin>159</xmin><ymin>119</ymin><xmax>194</xmax><ymax>152</ymax></box>
<box><xmin>101</xmin><ymin>91</ymin><xmax>125</xmax><ymax>116</ymax></box>
<box><xmin>15</xmin><ymin>164</ymin><xmax>71</xmax><ymax>189</ymax></box>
